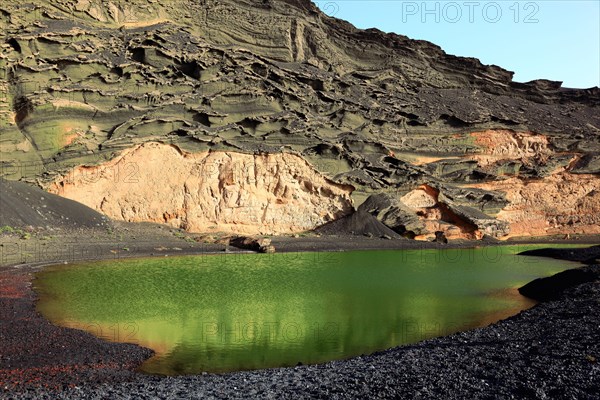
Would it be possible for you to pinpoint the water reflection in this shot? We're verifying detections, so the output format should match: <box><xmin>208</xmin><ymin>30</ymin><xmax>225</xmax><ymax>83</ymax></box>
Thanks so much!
<box><xmin>35</xmin><ymin>245</ymin><xmax>580</xmax><ymax>375</ymax></box>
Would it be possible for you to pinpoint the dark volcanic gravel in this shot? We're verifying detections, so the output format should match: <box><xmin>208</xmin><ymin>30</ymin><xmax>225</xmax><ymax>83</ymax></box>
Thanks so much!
<box><xmin>519</xmin><ymin>245</ymin><xmax>600</xmax><ymax>265</ymax></box>
<box><xmin>0</xmin><ymin>268</ymin><xmax>154</xmax><ymax>393</ymax></box>
<box><xmin>1</xmin><ymin>250</ymin><xmax>599</xmax><ymax>399</ymax></box>
<box><xmin>519</xmin><ymin>264</ymin><xmax>600</xmax><ymax>301</ymax></box>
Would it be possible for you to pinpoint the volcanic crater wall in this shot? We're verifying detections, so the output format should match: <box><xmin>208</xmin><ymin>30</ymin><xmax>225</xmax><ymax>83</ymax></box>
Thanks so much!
<box><xmin>1</xmin><ymin>0</ymin><xmax>599</xmax><ymax>239</ymax></box>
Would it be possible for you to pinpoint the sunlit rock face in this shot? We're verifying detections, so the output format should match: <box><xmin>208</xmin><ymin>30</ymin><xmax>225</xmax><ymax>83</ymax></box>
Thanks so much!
<box><xmin>470</xmin><ymin>172</ymin><xmax>600</xmax><ymax>238</ymax></box>
<box><xmin>1</xmin><ymin>0</ymin><xmax>599</xmax><ymax>238</ymax></box>
<box><xmin>48</xmin><ymin>142</ymin><xmax>354</xmax><ymax>235</ymax></box>
<box><xmin>359</xmin><ymin>186</ymin><xmax>510</xmax><ymax>241</ymax></box>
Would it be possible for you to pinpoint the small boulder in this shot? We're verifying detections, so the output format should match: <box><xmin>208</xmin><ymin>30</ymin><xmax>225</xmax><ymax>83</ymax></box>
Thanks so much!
<box><xmin>229</xmin><ymin>236</ymin><xmax>276</xmax><ymax>253</ymax></box>
<box><xmin>433</xmin><ymin>231</ymin><xmax>448</xmax><ymax>244</ymax></box>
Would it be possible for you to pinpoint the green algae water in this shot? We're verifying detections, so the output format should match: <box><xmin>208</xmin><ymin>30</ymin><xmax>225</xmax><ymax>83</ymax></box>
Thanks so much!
<box><xmin>34</xmin><ymin>245</ymin><xmax>583</xmax><ymax>375</ymax></box>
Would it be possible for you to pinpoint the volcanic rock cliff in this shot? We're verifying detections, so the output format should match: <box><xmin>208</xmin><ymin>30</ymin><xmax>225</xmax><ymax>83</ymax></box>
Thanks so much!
<box><xmin>1</xmin><ymin>0</ymin><xmax>599</xmax><ymax>238</ymax></box>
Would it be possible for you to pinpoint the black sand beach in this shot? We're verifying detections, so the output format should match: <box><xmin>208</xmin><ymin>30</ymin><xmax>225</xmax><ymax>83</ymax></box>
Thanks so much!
<box><xmin>1</xmin><ymin>231</ymin><xmax>598</xmax><ymax>399</ymax></box>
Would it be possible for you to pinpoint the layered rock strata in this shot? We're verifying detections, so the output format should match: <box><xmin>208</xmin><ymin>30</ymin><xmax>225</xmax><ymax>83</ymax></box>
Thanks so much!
<box><xmin>1</xmin><ymin>0</ymin><xmax>598</xmax><ymax>238</ymax></box>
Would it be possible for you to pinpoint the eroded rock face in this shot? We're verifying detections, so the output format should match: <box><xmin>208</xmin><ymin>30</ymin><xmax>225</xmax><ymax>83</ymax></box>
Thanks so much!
<box><xmin>470</xmin><ymin>172</ymin><xmax>600</xmax><ymax>238</ymax></box>
<box><xmin>439</xmin><ymin>200</ymin><xmax>510</xmax><ymax>239</ymax></box>
<box><xmin>360</xmin><ymin>186</ymin><xmax>508</xmax><ymax>241</ymax></box>
<box><xmin>48</xmin><ymin>142</ymin><xmax>354</xmax><ymax>234</ymax></box>
<box><xmin>357</xmin><ymin>193</ymin><xmax>425</xmax><ymax>236</ymax></box>
<box><xmin>470</xmin><ymin>130</ymin><xmax>552</xmax><ymax>167</ymax></box>
<box><xmin>0</xmin><ymin>0</ymin><xmax>598</xmax><ymax>239</ymax></box>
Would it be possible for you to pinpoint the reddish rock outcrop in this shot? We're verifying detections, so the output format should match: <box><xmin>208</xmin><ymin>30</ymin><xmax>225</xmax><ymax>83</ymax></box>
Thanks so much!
<box><xmin>469</xmin><ymin>172</ymin><xmax>600</xmax><ymax>238</ymax></box>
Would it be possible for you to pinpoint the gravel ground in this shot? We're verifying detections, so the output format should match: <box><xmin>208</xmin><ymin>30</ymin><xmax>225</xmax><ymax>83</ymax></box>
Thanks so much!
<box><xmin>519</xmin><ymin>245</ymin><xmax>600</xmax><ymax>265</ymax></box>
<box><xmin>1</xmin><ymin>247</ymin><xmax>599</xmax><ymax>399</ymax></box>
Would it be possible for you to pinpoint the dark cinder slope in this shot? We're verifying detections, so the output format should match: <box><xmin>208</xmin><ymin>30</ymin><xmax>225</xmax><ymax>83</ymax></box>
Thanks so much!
<box><xmin>0</xmin><ymin>178</ymin><xmax>109</xmax><ymax>229</ymax></box>
<box><xmin>315</xmin><ymin>209</ymin><xmax>403</xmax><ymax>238</ymax></box>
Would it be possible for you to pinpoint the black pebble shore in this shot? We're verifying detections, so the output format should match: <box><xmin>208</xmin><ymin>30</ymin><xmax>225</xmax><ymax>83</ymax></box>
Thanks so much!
<box><xmin>2</xmin><ymin>250</ymin><xmax>599</xmax><ymax>399</ymax></box>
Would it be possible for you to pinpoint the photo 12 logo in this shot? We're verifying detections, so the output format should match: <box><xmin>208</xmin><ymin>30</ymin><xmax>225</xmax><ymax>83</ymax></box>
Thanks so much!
<box><xmin>314</xmin><ymin>1</ymin><xmax>341</xmax><ymax>17</ymax></box>
<box><xmin>401</xmin><ymin>1</ymin><xmax>540</xmax><ymax>23</ymax></box>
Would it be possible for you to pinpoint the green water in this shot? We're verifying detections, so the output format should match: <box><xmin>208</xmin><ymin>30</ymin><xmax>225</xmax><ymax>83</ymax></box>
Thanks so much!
<box><xmin>34</xmin><ymin>245</ymin><xmax>583</xmax><ymax>375</ymax></box>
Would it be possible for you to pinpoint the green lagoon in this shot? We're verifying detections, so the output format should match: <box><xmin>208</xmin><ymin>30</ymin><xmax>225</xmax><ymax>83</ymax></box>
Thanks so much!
<box><xmin>34</xmin><ymin>245</ymin><xmax>582</xmax><ymax>375</ymax></box>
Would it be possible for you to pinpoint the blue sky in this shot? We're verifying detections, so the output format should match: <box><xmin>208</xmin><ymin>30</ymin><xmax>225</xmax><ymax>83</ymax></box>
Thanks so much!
<box><xmin>315</xmin><ymin>1</ymin><xmax>600</xmax><ymax>88</ymax></box>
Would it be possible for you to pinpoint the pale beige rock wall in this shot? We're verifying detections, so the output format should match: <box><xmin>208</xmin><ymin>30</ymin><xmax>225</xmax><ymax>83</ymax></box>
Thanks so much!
<box><xmin>48</xmin><ymin>142</ymin><xmax>354</xmax><ymax>235</ymax></box>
